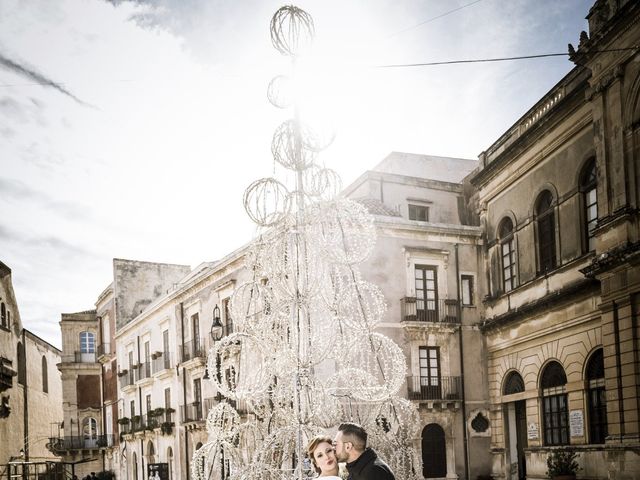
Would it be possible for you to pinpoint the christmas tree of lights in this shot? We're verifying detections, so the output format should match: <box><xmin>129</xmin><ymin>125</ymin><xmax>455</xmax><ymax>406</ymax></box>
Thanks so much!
<box><xmin>192</xmin><ymin>6</ymin><xmax>421</xmax><ymax>480</ymax></box>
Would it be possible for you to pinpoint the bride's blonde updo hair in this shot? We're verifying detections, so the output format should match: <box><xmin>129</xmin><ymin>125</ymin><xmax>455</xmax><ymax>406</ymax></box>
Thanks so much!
<box><xmin>306</xmin><ymin>435</ymin><xmax>334</xmax><ymax>474</ymax></box>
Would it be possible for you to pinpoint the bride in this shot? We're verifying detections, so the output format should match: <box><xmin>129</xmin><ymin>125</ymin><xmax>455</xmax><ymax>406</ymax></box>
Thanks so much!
<box><xmin>306</xmin><ymin>436</ymin><xmax>341</xmax><ymax>479</ymax></box>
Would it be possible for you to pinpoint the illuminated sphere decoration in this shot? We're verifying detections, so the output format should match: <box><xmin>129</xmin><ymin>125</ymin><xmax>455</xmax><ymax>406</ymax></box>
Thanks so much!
<box><xmin>193</xmin><ymin>5</ymin><xmax>422</xmax><ymax>480</ymax></box>
<box><xmin>270</xmin><ymin>5</ymin><xmax>315</xmax><ymax>57</ymax></box>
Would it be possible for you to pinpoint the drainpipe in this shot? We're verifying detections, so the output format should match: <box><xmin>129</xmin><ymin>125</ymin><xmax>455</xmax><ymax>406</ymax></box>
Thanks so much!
<box><xmin>455</xmin><ymin>244</ymin><xmax>470</xmax><ymax>480</ymax></box>
<box><xmin>180</xmin><ymin>302</ymin><xmax>190</xmax><ymax>480</ymax></box>
<box><xmin>22</xmin><ymin>329</ymin><xmax>29</xmax><ymax>462</ymax></box>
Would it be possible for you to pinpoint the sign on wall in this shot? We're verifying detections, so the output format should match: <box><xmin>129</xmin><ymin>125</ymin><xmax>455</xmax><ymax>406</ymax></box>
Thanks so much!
<box><xmin>570</xmin><ymin>410</ymin><xmax>584</xmax><ymax>437</ymax></box>
<box><xmin>527</xmin><ymin>422</ymin><xmax>538</xmax><ymax>440</ymax></box>
<box><xmin>148</xmin><ymin>463</ymin><xmax>169</xmax><ymax>480</ymax></box>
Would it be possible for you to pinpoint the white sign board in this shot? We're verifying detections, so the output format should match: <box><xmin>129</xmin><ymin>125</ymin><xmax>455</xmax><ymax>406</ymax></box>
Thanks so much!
<box><xmin>527</xmin><ymin>422</ymin><xmax>538</xmax><ymax>440</ymax></box>
<box><xmin>570</xmin><ymin>410</ymin><xmax>584</xmax><ymax>437</ymax></box>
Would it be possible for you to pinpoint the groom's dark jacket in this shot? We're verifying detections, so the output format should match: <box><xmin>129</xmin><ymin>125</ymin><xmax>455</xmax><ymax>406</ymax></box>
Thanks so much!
<box><xmin>345</xmin><ymin>447</ymin><xmax>395</xmax><ymax>480</ymax></box>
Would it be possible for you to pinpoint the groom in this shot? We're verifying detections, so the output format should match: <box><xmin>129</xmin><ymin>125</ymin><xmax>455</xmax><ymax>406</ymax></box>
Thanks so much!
<box><xmin>333</xmin><ymin>422</ymin><xmax>395</xmax><ymax>480</ymax></box>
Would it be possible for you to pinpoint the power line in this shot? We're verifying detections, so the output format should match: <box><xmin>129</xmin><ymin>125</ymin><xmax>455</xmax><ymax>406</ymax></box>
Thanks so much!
<box><xmin>388</xmin><ymin>0</ymin><xmax>485</xmax><ymax>38</ymax></box>
<box><xmin>375</xmin><ymin>47</ymin><xmax>639</xmax><ymax>68</ymax></box>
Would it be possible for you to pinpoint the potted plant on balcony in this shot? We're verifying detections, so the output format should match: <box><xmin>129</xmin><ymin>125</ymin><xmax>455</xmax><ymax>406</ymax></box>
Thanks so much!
<box><xmin>117</xmin><ymin>417</ymin><xmax>130</xmax><ymax>425</ymax></box>
<box><xmin>160</xmin><ymin>421</ymin><xmax>174</xmax><ymax>435</ymax></box>
<box><xmin>117</xmin><ymin>369</ymin><xmax>128</xmax><ymax>377</ymax></box>
<box><xmin>546</xmin><ymin>448</ymin><xmax>580</xmax><ymax>480</ymax></box>
<box><xmin>151</xmin><ymin>351</ymin><xmax>162</xmax><ymax>360</ymax></box>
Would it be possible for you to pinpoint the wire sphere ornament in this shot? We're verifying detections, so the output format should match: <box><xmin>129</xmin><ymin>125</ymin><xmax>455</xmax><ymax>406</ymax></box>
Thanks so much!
<box><xmin>272</xmin><ymin>119</ymin><xmax>317</xmax><ymax>171</ymax></box>
<box><xmin>336</xmin><ymin>279</ymin><xmax>387</xmax><ymax>332</ymax></box>
<box><xmin>244</xmin><ymin>177</ymin><xmax>291</xmax><ymax>227</ymax></box>
<box><xmin>270</xmin><ymin>5</ymin><xmax>315</xmax><ymax>57</ymax></box>
<box><xmin>206</xmin><ymin>332</ymin><xmax>271</xmax><ymax>401</ymax></box>
<box><xmin>267</xmin><ymin>75</ymin><xmax>294</xmax><ymax>109</ymax></box>
<box><xmin>309</xmin><ymin>199</ymin><xmax>376</xmax><ymax>265</ymax></box>
<box><xmin>229</xmin><ymin>281</ymin><xmax>273</xmax><ymax>332</ymax></box>
<box><xmin>303</xmin><ymin>166</ymin><xmax>342</xmax><ymax>200</ymax></box>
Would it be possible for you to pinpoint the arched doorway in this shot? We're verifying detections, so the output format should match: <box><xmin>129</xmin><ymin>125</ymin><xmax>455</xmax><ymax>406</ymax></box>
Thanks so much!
<box><xmin>421</xmin><ymin>423</ymin><xmax>446</xmax><ymax>478</ymax></box>
<box><xmin>503</xmin><ymin>371</ymin><xmax>527</xmax><ymax>480</ymax></box>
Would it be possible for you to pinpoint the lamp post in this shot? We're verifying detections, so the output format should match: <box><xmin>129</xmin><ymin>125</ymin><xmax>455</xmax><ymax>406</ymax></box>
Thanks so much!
<box><xmin>203</xmin><ymin>306</ymin><xmax>223</xmax><ymax>380</ymax></box>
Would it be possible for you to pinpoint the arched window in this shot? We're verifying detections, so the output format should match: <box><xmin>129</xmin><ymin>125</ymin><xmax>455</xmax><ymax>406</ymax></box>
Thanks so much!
<box><xmin>541</xmin><ymin>361</ymin><xmax>568</xmax><ymax>445</ymax></box>
<box><xmin>503</xmin><ymin>371</ymin><xmax>525</xmax><ymax>395</ymax></box>
<box><xmin>421</xmin><ymin>423</ymin><xmax>446</xmax><ymax>478</ymax></box>
<box><xmin>79</xmin><ymin>331</ymin><xmax>95</xmax><ymax>353</ymax></box>
<box><xmin>147</xmin><ymin>441</ymin><xmax>155</xmax><ymax>464</ymax></box>
<box><xmin>499</xmin><ymin>218</ymin><xmax>517</xmax><ymax>292</ymax></box>
<box><xmin>535</xmin><ymin>191</ymin><xmax>557</xmax><ymax>274</ymax></box>
<box><xmin>1</xmin><ymin>303</ymin><xmax>6</xmax><ymax>328</ymax></box>
<box><xmin>17</xmin><ymin>342</ymin><xmax>25</xmax><ymax>385</ymax></box>
<box><xmin>580</xmin><ymin>159</ymin><xmax>598</xmax><ymax>252</ymax></box>
<box><xmin>6</xmin><ymin>310</ymin><xmax>9</xmax><ymax>328</ymax></box>
<box><xmin>42</xmin><ymin>356</ymin><xmax>48</xmax><ymax>393</ymax></box>
<box><xmin>586</xmin><ymin>349</ymin><xmax>607</xmax><ymax>444</ymax></box>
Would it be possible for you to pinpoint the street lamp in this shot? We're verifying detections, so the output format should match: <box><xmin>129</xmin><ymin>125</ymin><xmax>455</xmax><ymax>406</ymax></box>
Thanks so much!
<box><xmin>204</xmin><ymin>305</ymin><xmax>223</xmax><ymax>381</ymax></box>
<box><xmin>210</xmin><ymin>305</ymin><xmax>223</xmax><ymax>342</ymax></box>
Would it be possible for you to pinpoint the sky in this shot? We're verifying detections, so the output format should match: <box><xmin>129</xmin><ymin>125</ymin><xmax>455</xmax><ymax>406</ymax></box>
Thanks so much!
<box><xmin>0</xmin><ymin>0</ymin><xmax>593</xmax><ymax>347</ymax></box>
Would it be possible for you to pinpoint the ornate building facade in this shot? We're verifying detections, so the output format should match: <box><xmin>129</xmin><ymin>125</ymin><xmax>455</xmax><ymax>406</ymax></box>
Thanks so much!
<box><xmin>469</xmin><ymin>1</ymin><xmax>640</xmax><ymax>478</ymax></box>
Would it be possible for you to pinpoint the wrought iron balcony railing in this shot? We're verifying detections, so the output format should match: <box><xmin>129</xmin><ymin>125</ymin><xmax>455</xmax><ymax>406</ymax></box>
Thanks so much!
<box><xmin>47</xmin><ymin>435</ymin><xmax>115</xmax><ymax>452</ymax></box>
<box><xmin>406</xmin><ymin>375</ymin><xmax>462</xmax><ymax>401</ymax></box>
<box><xmin>181</xmin><ymin>338</ymin><xmax>206</xmax><ymax>363</ymax></box>
<box><xmin>400</xmin><ymin>297</ymin><xmax>460</xmax><ymax>323</ymax></box>
<box><xmin>97</xmin><ymin>343</ymin><xmax>113</xmax><ymax>357</ymax></box>
<box><xmin>152</xmin><ymin>352</ymin><xmax>172</xmax><ymax>373</ymax></box>
<box><xmin>138</xmin><ymin>361</ymin><xmax>152</xmax><ymax>381</ymax></box>
<box><xmin>118</xmin><ymin>369</ymin><xmax>136</xmax><ymax>388</ymax></box>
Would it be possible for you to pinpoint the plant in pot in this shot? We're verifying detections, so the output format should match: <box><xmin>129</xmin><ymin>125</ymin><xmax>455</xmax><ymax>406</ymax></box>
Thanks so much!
<box><xmin>546</xmin><ymin>448</ymin><xmax>580</xmax><ymax>480</ymax></box>
<box><xmin>160</xmin><ymin>421</ymin><xmax>174</xmax><ymax>435</ymax></box>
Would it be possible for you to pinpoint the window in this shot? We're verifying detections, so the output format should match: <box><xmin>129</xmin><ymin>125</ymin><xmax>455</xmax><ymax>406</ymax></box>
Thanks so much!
<box><xmin>223</xmin><ymin>298</ymin><xmax>233</xmax><ymax>336</ymax></box>
<box><xmin>79</xmin><ymin>332</ymin><xmax>95</xmax><ymax>353</ymax></box>
<box><xmin>503</xmin><ymin>371</ymin><xmax>525</xmax><ymax>395</ymax></box>
<box><xmin>541</xmin><ymin>361</ymin><xmax>569</xmax><ymax>445</ymax></box>
<box><xmin>419</xmin><ymin>347</ymin><xmax>441</xmax><ymax>398</ymax></box>
<box><xmin>146</xmin><ymin>394</ymin><xmax>152</xmax><ymax>414</ymax></box>
<box><xmin>163</xmin><ymin>330</ymin><xmax>171</xmax><ymax>369</ymax></box>
<box><xmin>586</xmin><ymin>349</ymin><xmax>607</xmax><ymax>444</ymax></box>
<box><xmin>192</xmin><ymin>313</ymin><xmax>200</xmax><ymax>350</ymax></box>
<box><xmin>164</xmin><ymin>388</ymin><xmax>172</xmax><ymax>422</ymax></box>
<box><xmin>499</xmin><ymin>218</ymin><xmax>517</xmax><ymax>292</ymax></box>
<box><xmin>1</xmin><ymin>303</ymin><xmax>5</xmax><ymax>328</ymax></box>
<box><xmin>535</xmin><ymin>191</ymin><xmax>557</xmax><ymax>273</ymax></box>
<box><xmin>193</xmin><ymin>378</ymin><xmax>202</xmax><ymax>419</ymax></box>
<box><xmin>461</xmin><ymin>275</ymin><xmax>474</xmax><ymax>306</ymax></box>
<box><xmin>42</xmin><ymin>356</ymin><xmax>48</xmax><ymax>393</ymax></box>
<box><xmin>17</xmin><ymin>342</ymin><xmax>25</xmax><ymax>385</ymax></box>
<box><xmin>130</xmin><ymin>400</ymin><xmax>135</xmax><ymax>417</ymax></box>
<box><xmin>409</xmin><ymin>204</ymin><xmax>429</xmax><ymax>222</ymax></box>
<box><xmin>580</xmin><ymin>159</ymin><xmax>598</xmax><ymax>252</ymax></box>
<box><xmin>415</xmin><ymin>265</ymin><xmax>438</xmax><ymax>321</ymax></box>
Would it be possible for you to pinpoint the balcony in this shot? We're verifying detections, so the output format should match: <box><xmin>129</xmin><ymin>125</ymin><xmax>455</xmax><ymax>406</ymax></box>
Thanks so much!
<box><xmin>180</xmin><ymin>338</ymin><xmax>206</xmax><ymax>364</ymax></box>
<box><xmin>180</xmin><ymin>397</ymin><xmax>218</xmax><ymax>424</ymax></box>
<box><xmin>97</xmin><ymin>343</ymin><xmax>113</xmax><ymax>361</ymax></box>
<box><xmin>406</xmin><ymin>375</ymin><xmax>462</xmax><ymax>402</ymax></box>
<box><xmin>47</xmin><ymin>434</ymin><xmax>115</xmax><ymax>453</ymax></box>
<box><xmin>137</xmin><ymin>361</ymin><xmax>152</xmax><ymax>382</ymax></box>
<box><xmin>400</xmin><ymin>298</ymin><xmax>460</xmax><ymax>324</ymax></box>
<box><xmin>118</xmin><ymin>369</ymin><xmax>136</xmax><ymax>389</ymax></box>
<box><xmin>62</xmin><ymin>351</ymin><xmax>97</xmax><ymax>363</ymax></box>
<box><xmin>152</xmin><ymin>352</ymin><xmax>172</xmax><ymax>375</ymax></box>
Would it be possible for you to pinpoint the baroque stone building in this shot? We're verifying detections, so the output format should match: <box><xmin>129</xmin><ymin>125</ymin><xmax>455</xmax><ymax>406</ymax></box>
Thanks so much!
<box><xmin>0</xmin><ymin>261</ymin><xmax>63</xmax><ymax>465</ymax></box>
<box><xmin>469</xmin><ymin>1</ymin><xmax>640</xmax><ymax>478</ymax></box>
